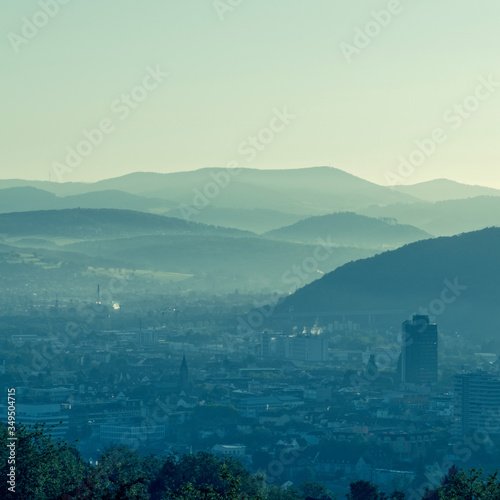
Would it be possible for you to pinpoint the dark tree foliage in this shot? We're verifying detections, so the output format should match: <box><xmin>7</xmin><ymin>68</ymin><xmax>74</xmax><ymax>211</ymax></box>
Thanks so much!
<box><xmin>346</xmin><ymin>480</ymin><xmax>383</xmax><ymax>500</ymax></box>
<box><xmin>431</xmin><ymin>468</ymin><xmax>500</xmax><ymax>499</ymax></box>
<box><xmin>299</xmin><ymin>480</ymin><xmax>331</xmax><ymax>499</ymax></box>
<box><xmin>346</xmin><ymin>480</ymin><xmax>405</xmax><ymax>500</ymax></box>
<box><xmin>0</xmin><ymin>423</ymin><xmax>86</xmax><ymax>500</ymax></box>
<box><xmin>149</xmin><ymin>451</ymin><xmax>264</xmax><ymax>499</ymax></box>
<box><xmin>4</xmin><ymin>424</ymin><xmax>500</xmax><ymax>500</ymax></box>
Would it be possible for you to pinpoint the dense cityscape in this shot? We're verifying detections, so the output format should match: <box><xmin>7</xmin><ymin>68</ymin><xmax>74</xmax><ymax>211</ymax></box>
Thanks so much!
<box><xmin>2</xmin><ymin>283</ymin><xmax>500</xmax><ymax>498</ymax></box>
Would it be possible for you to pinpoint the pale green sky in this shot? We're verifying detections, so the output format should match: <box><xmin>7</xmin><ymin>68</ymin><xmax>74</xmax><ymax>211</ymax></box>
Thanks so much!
<box><xmin>1</xmin><ymin>0</ymin><xmax>500</xmax><ymax>187</ymax></box>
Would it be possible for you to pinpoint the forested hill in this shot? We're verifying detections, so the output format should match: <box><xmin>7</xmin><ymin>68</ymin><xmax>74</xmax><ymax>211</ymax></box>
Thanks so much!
<box><xmin>264</xmin><ymin>212</ymin><xmax>431</xmax><ymax>247</ymax></box>
<box><xmin>277</xmin><ymin>227</ymin><xmax>500</xmax><ymax>335</ymax></box>
<box><xmin>0</xmin><ymin>208</ymin><xmax>250</xmax><ymax>239</ymax></box>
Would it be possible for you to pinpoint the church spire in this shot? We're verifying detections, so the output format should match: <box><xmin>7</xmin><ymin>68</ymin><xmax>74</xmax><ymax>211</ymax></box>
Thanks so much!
<box><xmin>179</xmin><ymin>355</ymin><xmax>189</xmax><ymax>391</ymax></box>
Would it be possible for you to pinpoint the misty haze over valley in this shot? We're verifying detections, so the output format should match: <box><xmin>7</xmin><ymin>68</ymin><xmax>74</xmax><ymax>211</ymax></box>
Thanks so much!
<box><xmin>2</xmin><ymin>1</ymin><xmax>500</xmax><ymax>498</ymax></box>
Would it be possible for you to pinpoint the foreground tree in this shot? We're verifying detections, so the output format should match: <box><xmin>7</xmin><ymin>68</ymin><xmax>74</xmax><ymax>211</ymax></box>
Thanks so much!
<box><xmin>149</xmin><ymin>451</ymin><xmax>265</xmax><ymax>499</ymax></box>
<box><xmin>346</xmin><ymin>480</ymin><xmax>404</xmax><ymax>500</ymax></box>
<box><xmin>299</xmin><ymin>481</ymin><xmax>331</xmax><ymax>499</ymax></box>
<box><xmin>11</xmin><ymin>424</ymin><xmax>500</xmax><ymax>500</ymax></box>
<box><xmin>346</xmin><ymin>480</ymin><xmax>383</xmax><ymax>500</ymax></box>
<box><xmin>65</xmin><ymin>446</ymin><xmax>161</xmax><ymax>499</ymax></box>
<box><xmin>434</xmin><ymin>468</ymin><xmax>500</xmax><ymax>499</ymax></box>
<box><xmin>0</xmin><ymin>423</ymin><xmax>85</xmax><ymax>499</ymax></box>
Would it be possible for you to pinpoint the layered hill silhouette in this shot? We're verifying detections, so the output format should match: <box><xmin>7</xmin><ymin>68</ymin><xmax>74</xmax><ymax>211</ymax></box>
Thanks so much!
<box><xmin>166</xmin><ymin>206</ymin><xmax>304</xmax><ymax>233</ymax></box>
<box><xmin>3</xmin><ymin>168</ymin><xmax>499</xmax><ymax>234</ymax></box>
<box><xmin>0</xmin><ymin>187</ymin><xmax>174</xmax><ymax>214</ymax></box>
<box><xmin>2</xmin><ymin>169</ymin><xmax>499</xmax><ymax>297</ymax></box>
<box><xmin>0</xmin><ymin>208</ymin><xmax>249</xmax><ymax>239</ymax></box>
<box><xmin>264</xmin><ymin>212</ymin><xmax>431</xmax><ymax>248</ymax></box>
<box><xmin>0</xmin><ymin>167</ymin><xmax>418</xmax><ymax>215</ymax></box>
<box><xmin>361</xmin><ymin>196</ymin><xmax>500</xmax><ymax>236</ymax></box>
<box><xmin>66</xmin><ymin>234</ymin><xmax>373</xmax><ymax>290</ymax></box>
<box><xmin>393</xmin><ymin>179</ymin><xmax>500</xmax><ymax>202</ymax></box>
<box><xmin>0</xmin><ymin>208</ymin><xmax>375</xmax><ymax>292</ymax></box>
<box><xmin>277</xmin><ymin>227</ymin><xmax>500</xmax><ymax>335</ymax></box>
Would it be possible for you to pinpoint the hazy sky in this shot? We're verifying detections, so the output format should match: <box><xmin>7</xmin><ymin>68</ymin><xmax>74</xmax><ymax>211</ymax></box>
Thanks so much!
<box><xmin>1</xmin><ymin>0</ymin><xmax>500</xmax><ymax>187</ymax></box>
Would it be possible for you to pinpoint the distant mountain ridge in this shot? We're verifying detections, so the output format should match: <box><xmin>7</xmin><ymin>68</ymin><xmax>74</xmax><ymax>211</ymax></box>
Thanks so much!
<box><xmin>393</xmin><ymin>179</ymin><xmax>500</xmax><ymax>202</ymax></box>
<box><xmin>0</xmin><ymin>187</ymin><xmax>175</xmax><ymax>214</ymax></box>
<box><xmin>263</xmin><ymin>212</ymin><xmax>431</xmax><ymax>248</ymax></box>
<box><xmin>0</xmin><ymin>167</ymin><xmax>419</xmax><ymax>214</ymax></box>
<box><xmin>2</xmin><ymin>168</ymin><xmax>497</xmax><ymax>205</ymax></box>
<box><xmin>1</xmin><ymin>167</ymin><xmax>498</xmax><ymax>235</ymax></box>
<box><xmin>360</xmin><ymin>196</ymin><xmax>500</xmax><ymax>236</ymax></box>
